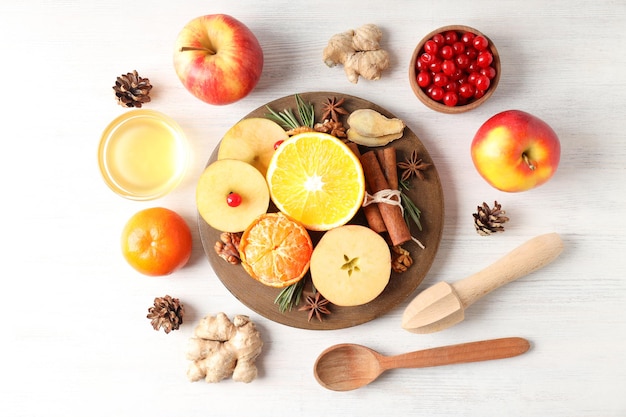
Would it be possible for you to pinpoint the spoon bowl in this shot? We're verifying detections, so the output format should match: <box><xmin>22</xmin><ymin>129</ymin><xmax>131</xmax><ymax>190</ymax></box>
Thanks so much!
<box><xmin>313</xmin><ymin>344</ymin><xmax>385</xmax><ymax>391</ymax></box>
<box><xmin>314</xmin><ymin>337</ymin><xmax>530</xmax><ymax>391</ymax></box>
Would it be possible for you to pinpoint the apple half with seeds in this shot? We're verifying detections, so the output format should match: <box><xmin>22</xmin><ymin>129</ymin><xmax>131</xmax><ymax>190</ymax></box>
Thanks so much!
<box><xmin>217</xmin><ymin>117</ymin><xmax>289</xmax><ymax>177</ymax></box>
<box><xmin>196</xmin><ymin>159</ymin><xmax>270</xmax><ymax>233</ymax></box>
<box><xmin>310</xmin><ymin>225</ymin><xmax>391</xmax><ymax>306</ymax></box>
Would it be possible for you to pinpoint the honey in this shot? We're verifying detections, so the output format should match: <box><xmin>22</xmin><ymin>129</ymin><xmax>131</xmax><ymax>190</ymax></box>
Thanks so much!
<box><xmin>99</xmin><ymin>110</ymin><xmax>188</xmax><ymax>200</ymax></box>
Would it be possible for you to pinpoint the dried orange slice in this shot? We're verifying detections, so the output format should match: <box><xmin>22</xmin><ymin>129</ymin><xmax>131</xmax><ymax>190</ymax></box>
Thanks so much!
<box><xmin>239</xmin><ymin>212</ymin><xmax>313</xmax><ymax>288</ymax></box>
<box><xmin>266</xmin><ymin>132</ymin><xmax>365</xmax><ymax>231</ymax></box>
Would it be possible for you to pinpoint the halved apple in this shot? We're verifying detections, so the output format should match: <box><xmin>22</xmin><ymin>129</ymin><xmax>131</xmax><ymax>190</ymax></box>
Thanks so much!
<box><xmin>196</xmin><ymin>159</ymin><xmax>269</xmax><ymax>233</ymax></box>
<box><xmin>310</xmin><ymin>225</ymin><xmax>391</xmax><ymax>306</ymax></box>
<box><xmin>217</xmin><ymin>117</ymin><xmax>288</xmax><ymax>176</ymax></box>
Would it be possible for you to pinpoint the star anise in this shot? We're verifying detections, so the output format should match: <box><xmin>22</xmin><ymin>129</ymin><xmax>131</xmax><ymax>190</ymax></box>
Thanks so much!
<box><xmin>298</xmin><ymin>292</ymin><xmax>331</xmax><ymax>322</ymax></box>
<box><xmin>397</xmin><ymin>149</ymin><xmax>432</xmax><ymax>182</ymax></box>
<box><xmin>321</xmin><ymin>96</ymin><xmax>348</xmax><ymax>122</ymax></box>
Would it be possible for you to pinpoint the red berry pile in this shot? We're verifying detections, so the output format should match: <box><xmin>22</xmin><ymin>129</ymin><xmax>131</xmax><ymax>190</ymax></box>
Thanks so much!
<box><xmin>415</xmin><ymin>30</ymin><xmax>497</xmax><ymax>107</ymax></box>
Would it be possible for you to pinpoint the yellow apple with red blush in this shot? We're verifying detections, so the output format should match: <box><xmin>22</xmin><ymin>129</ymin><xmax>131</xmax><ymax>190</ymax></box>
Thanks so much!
<box><xmin>471</xmin><ymin>110</ymin><xmax>560</xmax><ymax>192</ymax></box>
<box><xmin>173</xmin><ymin>14</ymin><xmax>263</xmax><ymax>105</ymax></box>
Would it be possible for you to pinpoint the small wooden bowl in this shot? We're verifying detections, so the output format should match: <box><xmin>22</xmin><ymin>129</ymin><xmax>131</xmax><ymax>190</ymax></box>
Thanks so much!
<box><xmin>409</xmin><ymin>25</ymin><xmax>501</xmax><ymax>114</ymax></box>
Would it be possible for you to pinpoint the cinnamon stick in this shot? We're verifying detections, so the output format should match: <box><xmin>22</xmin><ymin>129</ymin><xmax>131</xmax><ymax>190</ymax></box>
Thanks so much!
<box><xmin>360</xmin><ymin>151</ymin><xmax>411</xmax><ymax>246</ymax></box>
<box><xmin>376</xmin><ymin>147</ymin><xmax>399</xmax><ymax>189</ymax></box>
<box><xmin>347</xmin><ymin>143</ymin><xmax>387</xmax><ymax>233</ymax></box>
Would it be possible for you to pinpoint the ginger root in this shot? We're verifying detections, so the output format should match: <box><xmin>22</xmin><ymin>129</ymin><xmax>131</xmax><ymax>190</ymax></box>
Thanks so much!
<box><xmin>186</xmin><ymin>313</ymin><xmax>263</xmax><ymax>383</ymax></box>
<box><xmin>346</xmin><ymin>109</ymin><xmax>405</xmax><ymax>147</ymax></box>
<box><xmin>323</xmin><ymin>24</ymin><xmax>390</xmax><ymax>84</ymax></box>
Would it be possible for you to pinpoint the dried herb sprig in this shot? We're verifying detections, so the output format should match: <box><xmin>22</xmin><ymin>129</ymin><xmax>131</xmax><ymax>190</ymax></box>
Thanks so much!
<box><xmin>274</xmin><ymin>279</ymin><xmax>306</xmax><ymax>313</ymax></box>
<box><xmin>295</xmin><ymin>94</ymin><xmax>315</xmax><ymax>128</ymax></box>
<box><xmin>266</xmin><ymin>94</ymin><xmax>315</xmax><ymax>130</ymax></box>
<box><xmin>400</xmin><ymin>179</ymin><xmax>422</xmax><ymax>232</ymax></box>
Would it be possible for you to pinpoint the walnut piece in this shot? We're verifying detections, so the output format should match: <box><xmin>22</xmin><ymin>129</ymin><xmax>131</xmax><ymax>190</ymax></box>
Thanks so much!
<box><xmin>214</xmin><ymin>232</ymin><xmax>242</xmax><ymax>264</ymax></box>
<box><xmin>391</xmin><ymin>245</ymin><xmax>413</xmax><ymax>273</ymax></box>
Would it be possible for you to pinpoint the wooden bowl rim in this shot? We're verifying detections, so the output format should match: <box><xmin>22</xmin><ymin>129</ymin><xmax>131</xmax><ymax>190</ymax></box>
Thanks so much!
<box><xmin>409</xmin><ymin>25</ymin><xmax>501</xmax><ymax>114</ymax></box>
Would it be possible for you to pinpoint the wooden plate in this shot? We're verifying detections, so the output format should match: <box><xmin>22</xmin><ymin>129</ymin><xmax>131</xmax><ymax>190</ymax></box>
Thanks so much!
<box><xmin>198</xmin><ymin>92</ymin><xmax>444</xmax><ymax>330</ymax></box>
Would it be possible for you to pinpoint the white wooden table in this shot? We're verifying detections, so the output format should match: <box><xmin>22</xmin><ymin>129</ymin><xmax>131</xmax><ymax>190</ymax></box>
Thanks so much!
<box><xmin>3</xmin><ymin>1</ymin><xmax>625</xmax><ymax>416</ymax></box>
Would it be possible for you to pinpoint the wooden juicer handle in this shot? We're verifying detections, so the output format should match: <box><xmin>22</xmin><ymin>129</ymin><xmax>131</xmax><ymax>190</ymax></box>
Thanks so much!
<box><xmin>453</xmin><ymin>232</ymin><xmax>564</xmax><ymax>309</ymax></box>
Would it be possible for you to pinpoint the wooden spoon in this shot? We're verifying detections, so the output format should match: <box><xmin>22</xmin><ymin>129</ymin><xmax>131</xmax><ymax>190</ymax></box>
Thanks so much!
<box><xmin>314</xmin><ymin>337</ymin><xmax>530</xmax><ymax>391</ymax></box>
<box><xmin>402</xmin><ymin>233</ymin><xmax>564</xmax><ymax>334</ymax></box>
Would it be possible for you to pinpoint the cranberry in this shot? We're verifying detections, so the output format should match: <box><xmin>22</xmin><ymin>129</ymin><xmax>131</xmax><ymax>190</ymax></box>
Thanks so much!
<box><xmin>420</xmin><ymin>52</ymin><xmax>434</xmax><ymax>66</ymax></box>
<box><xmin>473</xmin><ymin>35</ymin><xmax>489</xmax><ymax>51</ymax></box>
<box><xmin>452</xmin><ymin>41</ymin><xmax>465</xmax><ymax>55</ymax></box>
<box><xmin>449</xmin><ymin>68</ymin><xmax>464</xmax><ymax>81</ymax></box>
<box><xmin>274</xmin><ymin>140</ymin><xmax>284</xmax><ymax>150</ymax></box>
<box><xmin>417</xmin><ymin>71</ymin><xmax>431</xmax><ymax>88</ymax></box>
<box><xmin>226</xmin><ymin>192</ymin><xmax>242</xmax><ymax>208</ymax></box>
<box><xmin>441</xmin><ymin>59</ymin><xmax>456</xmax><ymax>76</ymax></box>
<box><xmin>475</xmin><ymin>74</ymin><xmax>491</xmax><ymax>91</ymax></box>
<box><xmin>443</xmin><ymin>91</ymin><xmax>459</xmax><ymax>107</ymax></box>
<box><xmin>467</xmin><ymin>71</ymin><xmax>481</xmax><ymax>85</ymax></box>
<box><xmin>465</xmin><ymin>47</ymin><xmax>478</xmax><ymax>60</ymax></box>
<box><xmin>440</xmin><ymin>45</ymin><xmax>454</xmax><ymax>60</ymax></box>
<box><xmin>443</xmin><ymin>30</ymin><xmax>458</xmax><ymax>44</ymax></box>
<box><xmin>467</xmin><ymin>61</ymin><xmax>480</xmax><ymax>73</ymax></box>
<box><xmin>432</xmin><ymin>33</ymin><xmax>445</xmax><ymax>45</ymax></box>
<box><xmin>461</xmin><ymin>32</ymin><xmax>475</xmax><ymax>46</ymax></box>
<box><xmin>455</xmin><ymin>53</ymin><xmax>470</xmax><ymax>69</ymax></box>
<box><xmin>480</xmin><ymin>66</ymin><xmax>497</xmax><ymax>79</ymax></box>
<box><xmin>477</xmin><ymin>51</ymin><xmax>493</xmax><ymax>68</ymax></box>
<box><xmin>458</xmin><ymin>82</ymin><xmax>475</xmax><ymax>99</ymax></box>
<box><xmin>424</xmin><ymin>40</ymin><xmax>438</xmax><ymax>55</ymax></box>
<box><xmin>433</xmin><ymin>72</ymin><xmax>448</xmax><ymax>87</ymax></box>
<box><xmin>429</xmin><ymin>58</ymin><xmax>442</xmax><ymax>73</ymax></box>
<box><xmin>428</xmin><ymin>85</ymin><xmax>444</xmax><ymax>101</ymax></box>
<box><xmin>444</xmin><ymin>81</ymin><xmax>458</xmax><ymax>93</ymax></box>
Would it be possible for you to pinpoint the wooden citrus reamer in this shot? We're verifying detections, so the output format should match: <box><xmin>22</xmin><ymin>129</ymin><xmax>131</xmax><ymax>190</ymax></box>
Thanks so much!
<box><xmin>402</xmin><ymin>233</ymin><xmax>564</xmax><ymax>333</ymax></box>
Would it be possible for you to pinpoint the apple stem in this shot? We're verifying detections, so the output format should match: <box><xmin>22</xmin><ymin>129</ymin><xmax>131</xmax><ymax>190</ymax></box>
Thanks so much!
<box><xmin>522</xmin><ymin>153</ymin><xmax>537</xmax><ymax>171</ymax></box>
<box><xmin>179</xmin><ymin>46</ymin><xmax>216</xmax><ymax>55</ymax></box>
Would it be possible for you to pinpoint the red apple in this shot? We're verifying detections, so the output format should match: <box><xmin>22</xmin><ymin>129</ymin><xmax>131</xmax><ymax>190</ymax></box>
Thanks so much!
<box><xmin>173</xmin><ymin>14</ymin><xmax>263</xmax><ymax>105</ymax></box>
<box><xmin>471</xmin><ymin>110</ymin><xmax>560</xmax><ymax>192</ymax></box>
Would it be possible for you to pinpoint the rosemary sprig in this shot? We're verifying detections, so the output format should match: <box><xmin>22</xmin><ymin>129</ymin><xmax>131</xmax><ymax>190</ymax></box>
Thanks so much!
<box><xmin>265</xmin><ymin>94</ymin><xmax>315</xmax><ymax>130</ymax></box>
<box><xmin>295</xmin><ymin>94</ymin><xmax>315</xmax><ymax>128</ymax></box>
<box><xmin>265</xmin><ymin>106</ymin><xmax>299</xmax><ymax>130</ymax></box>
<box><xmin>274</xmin><ymin>279</ymin><xmax>306</xmax><ymax>313</ymax></box>
<box><xmin>400</xmin><ymin>179</ymin><xmax>422</xmax><ymax>232</ymax></box>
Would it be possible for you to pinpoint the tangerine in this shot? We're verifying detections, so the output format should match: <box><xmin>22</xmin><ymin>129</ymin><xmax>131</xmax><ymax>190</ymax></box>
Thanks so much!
<box><xmin>238</xmin><ymin>212</ymin><xmax>313</xmax><ymax>288</ymax></box>
<box><xmin>121</xmin><ymin>207</ymin><xmax>192</xmax><ymax>276</ymax></box>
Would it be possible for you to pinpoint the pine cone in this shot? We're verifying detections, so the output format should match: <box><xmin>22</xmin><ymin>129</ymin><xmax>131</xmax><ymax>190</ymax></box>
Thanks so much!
<box><xmin>147</xmin><ymin>295</ymin><xmax>184</xmax><ymax>333</ymax></box>
<box><xmin>113</xmin><ymin>70</ymin><xmax>152</xmax><ymax>108</ymax></box>
<box><xmin>473</xmin><ymin>201</ymin><xmax>509</xmax><ymax>236</ymax></box>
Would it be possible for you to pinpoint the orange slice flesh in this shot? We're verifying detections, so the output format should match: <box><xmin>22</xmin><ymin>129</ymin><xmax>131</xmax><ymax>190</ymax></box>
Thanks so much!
<box><xmin>266</xmin><ymin>132</ymin><xmax>365</xmax><ymax>231</ymax></box>
<box><xmin>239</xmin><ymin>212</ymin><xmax>313</xmax><ymax>288</ymax></box>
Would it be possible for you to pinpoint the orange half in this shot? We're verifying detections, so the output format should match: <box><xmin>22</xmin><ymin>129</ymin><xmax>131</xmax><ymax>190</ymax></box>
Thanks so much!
<box><xmin>266</xmin><ymin>132</ymin><xmax>365</xmax><ymax>231</ymax></box>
